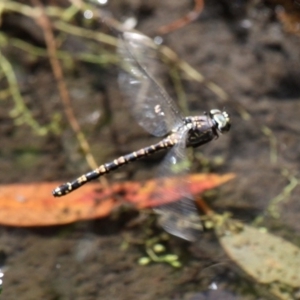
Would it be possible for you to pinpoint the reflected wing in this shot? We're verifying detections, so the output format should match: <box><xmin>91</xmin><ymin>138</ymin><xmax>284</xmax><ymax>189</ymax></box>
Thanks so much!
<box><xmin>118</xmin><ymin>32</ymin><xmax>184</xmax><ymax>137</ymax></box>
<box><xmin>154</xmin><ymin>131</ymin><xmax>202</xmax><ymax>241</ymax></box>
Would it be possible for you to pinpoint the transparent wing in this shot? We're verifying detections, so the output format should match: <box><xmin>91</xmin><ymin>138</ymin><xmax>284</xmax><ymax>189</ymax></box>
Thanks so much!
<box><xmin>118</xmin><ymin>31</ymin><xmax>184</xmax><ymax>137</ymax></box>
<box><xmin>154</xmin><ymin>131</ymin><xmax>202</xmax><ymax>241</ymax></box>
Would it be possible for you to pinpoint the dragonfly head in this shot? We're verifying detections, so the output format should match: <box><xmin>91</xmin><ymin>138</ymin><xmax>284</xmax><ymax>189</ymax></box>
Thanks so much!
<box><xmin>209</xmin><ymin>109</ymin><xmax>231</xmax><ymax>133</ymax></box>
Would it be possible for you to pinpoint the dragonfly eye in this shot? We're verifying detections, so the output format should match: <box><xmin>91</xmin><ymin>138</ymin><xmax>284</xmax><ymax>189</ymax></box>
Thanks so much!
<box><xmin>209</xmin><ymin>109</ymin><xmax>231</xmax><ymax>133</ymax></box>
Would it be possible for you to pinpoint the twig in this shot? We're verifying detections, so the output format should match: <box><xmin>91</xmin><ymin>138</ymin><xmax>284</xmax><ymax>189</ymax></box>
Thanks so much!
<box><xmin>3</xmin><ymin>33</ymin><xmax>118</xmax><ymax>65</ymax></box>
<box><xmin>261</xmin><ymin>125</ymin><xmax>278</xmax><ymax>165</ymax></box>
<box><xmin>53</xmin><ymin>20</ymin><xmax>118</xmax><ymax>47</ymax></box>
<box><xmin>31</xmin><ymin>0</ymin><xmax>108</xmax><ymax>187</ymax></box>
<box><xmin>157</xmin><ymin>0</ymin><xmax>204</xmax><ymax>35</ymax></box>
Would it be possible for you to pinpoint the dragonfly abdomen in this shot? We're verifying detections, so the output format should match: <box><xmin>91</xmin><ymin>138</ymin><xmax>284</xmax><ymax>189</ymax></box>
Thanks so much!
<box><xmin>52</xmin><ymin>138</ymin><xmax>175</xmax><ymax>197</ymax></box>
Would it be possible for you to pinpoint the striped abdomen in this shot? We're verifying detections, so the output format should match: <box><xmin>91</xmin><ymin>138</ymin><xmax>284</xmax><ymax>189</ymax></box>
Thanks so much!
<box><xmin>52</xmin><ymin>137</ymin><xmax>175</xmax><ymax>197</ymax></box>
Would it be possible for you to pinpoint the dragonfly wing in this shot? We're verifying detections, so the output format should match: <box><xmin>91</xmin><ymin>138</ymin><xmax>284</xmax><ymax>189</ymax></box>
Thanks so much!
<box><xmin>118</xmin><ymin>31</ymin><xmax>184</xmax><ymax>137</ymax></box>
<box><xmin>154</xmin><ymin>130</ymin><xmax>202</xmax><ymax>241</ymax></box>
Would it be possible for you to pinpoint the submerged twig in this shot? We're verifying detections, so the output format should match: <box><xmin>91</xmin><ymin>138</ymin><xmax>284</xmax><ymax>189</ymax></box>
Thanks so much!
<box><xmin>261</xmin><ymin>125</ymin><xmax>278</xmax><ymax>165</ymax></box>
<box><xmin>157</xmin><ymin>0</ymin><xmax>204</xmax><ymax>35</ymax></box>
<box><xmin>31</xmin><ymin>0</ymin><xmax>108</xmax><ymax>187</ymax></box>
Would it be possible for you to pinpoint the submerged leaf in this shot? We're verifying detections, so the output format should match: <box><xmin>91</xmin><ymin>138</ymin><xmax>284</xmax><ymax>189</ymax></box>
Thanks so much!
<box><xmin>216</xmin><ymin>219</ymin><xmax>300</xmax><ymax>288</ymax></box>
<box><xmin>0</xmin><ymin>173</ymin><xmax>234</xmax><ymax>226</ymax></box>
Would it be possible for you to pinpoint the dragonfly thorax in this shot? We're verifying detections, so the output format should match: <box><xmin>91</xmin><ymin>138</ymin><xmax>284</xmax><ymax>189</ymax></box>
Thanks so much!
<box><xmin>182</xmin><ymin>109</ymin><xmax>230</xmax><ymax>148</ymax></box>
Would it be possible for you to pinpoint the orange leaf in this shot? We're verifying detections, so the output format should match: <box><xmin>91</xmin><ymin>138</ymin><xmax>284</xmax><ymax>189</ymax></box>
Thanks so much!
<box><xmin>127</xmin><ymin>173</ymin><xmax>235</xmax><ymax>208</ymax></box>
<box><xmin>0</xmin><ymin>173</ymin><xmax>235</xmax><ymax>227</ymax></box>
<box><xmin>0</xmin><ymin>183</ymin><xmax>115</xmax><ymax>227</ymax></box>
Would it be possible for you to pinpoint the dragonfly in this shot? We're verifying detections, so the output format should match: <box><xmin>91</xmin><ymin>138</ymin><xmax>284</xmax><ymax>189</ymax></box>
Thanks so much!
<box><xmin>53</xmin><ymin>31</ymin><xmax>231</xmax><ymax>241</ymax></box>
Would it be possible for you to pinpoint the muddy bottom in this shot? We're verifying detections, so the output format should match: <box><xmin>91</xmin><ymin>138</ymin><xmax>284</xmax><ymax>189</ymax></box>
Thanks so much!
<box><xmin>0</xmin><ymin>1</ymin><xmax>300</xmax><ymax>299</ymax></box>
